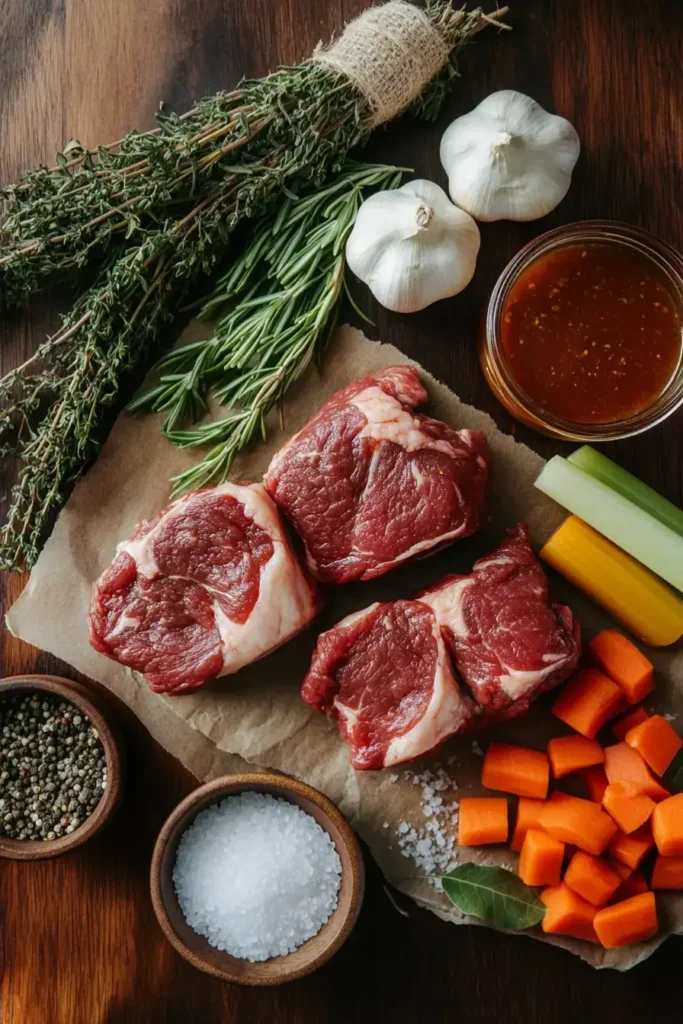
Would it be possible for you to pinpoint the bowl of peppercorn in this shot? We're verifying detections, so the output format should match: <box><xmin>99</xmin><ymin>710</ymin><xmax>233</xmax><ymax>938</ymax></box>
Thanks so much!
<box><xmin>0</xmin><ymin>675</ymin><xmax>123</xmax><ymax>859</ymax></box>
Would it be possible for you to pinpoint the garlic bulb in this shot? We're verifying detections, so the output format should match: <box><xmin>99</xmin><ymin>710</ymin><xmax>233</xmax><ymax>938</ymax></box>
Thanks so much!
<box><xmin>439</xmin><ymin>90</ymin><xmax>580</xmax><ymax>222</ymax></box>
<box><xmin>345</xmin><ymin>179</ymin><xmax>480</xmax><ymax>313</ymax></box>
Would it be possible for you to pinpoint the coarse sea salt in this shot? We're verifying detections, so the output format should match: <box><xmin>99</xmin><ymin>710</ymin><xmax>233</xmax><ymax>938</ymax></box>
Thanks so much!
<box><xmin>389</xmin><ymin>765</ymin><xmax>459</xmax><ymax>883</ymax></box>
<box><xmin>173</xmin><ymin>791</ymin><xmax>342</xmax><ymax>962</ymax></box>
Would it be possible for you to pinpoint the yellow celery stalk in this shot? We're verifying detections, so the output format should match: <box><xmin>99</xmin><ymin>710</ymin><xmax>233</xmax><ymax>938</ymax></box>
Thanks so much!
<box><xmin>541</xmin><ymin>516</ymin><xmax>683</xmax><ymax>647</ymax></box>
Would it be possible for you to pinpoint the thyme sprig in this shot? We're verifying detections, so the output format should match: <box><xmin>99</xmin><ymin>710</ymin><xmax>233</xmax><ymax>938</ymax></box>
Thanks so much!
<box><xmin>0</xmin><ymin>3</ymin><xmax>509</xmax><ymax>572</ymax></box>
<box><xmin>130</xmin><ymin>161</ymin><xmax>406</xmax><ymax>494</ymax></box>
<box><xmin>0</xmin><ymin>5</ymin><xmax>506</xmax><ymax>308</ymax></box>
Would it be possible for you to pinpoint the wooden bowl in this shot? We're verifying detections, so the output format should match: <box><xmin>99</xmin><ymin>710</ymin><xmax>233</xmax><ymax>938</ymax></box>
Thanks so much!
<box><xmin>150</xmin><ymin>773</ymin><xmax>365</xmax><ymax>985</ymax></box>
<box><xmin>0</xmin><ymin>674</ymin><xmax>123</xmax><ymax>860</ymax></box>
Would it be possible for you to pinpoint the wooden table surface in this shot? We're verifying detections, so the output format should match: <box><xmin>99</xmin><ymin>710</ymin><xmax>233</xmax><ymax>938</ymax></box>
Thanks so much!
<box><xmin>1</xmin><ymin>0</ymin><xmax>682</xmax><ymax>1020</ymax></box>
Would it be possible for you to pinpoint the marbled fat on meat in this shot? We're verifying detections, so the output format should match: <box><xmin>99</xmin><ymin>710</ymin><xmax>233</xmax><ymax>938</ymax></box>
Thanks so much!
<box><xmin>88</xmin><ymin>483</ymin><xmax>321</xmax><ymax>693</ymax></box>
<box><xmin>264</xmin><ymin>366</ymin><xmax>489</xmax><ymax>584</ymax></box>
<box><xmin>420</xmin><ymin>524</ymin><xmax>581</xmax><ymax>719</ymax></box>
<box><xmin>301</xmin><ymin>601</ymin><xmax>475</xmax><ymax>770</ymax></box>
<box><xmin>302</xmin><ymin>523</ymin><xmax>580</xmax><ymax>769</ymax></box>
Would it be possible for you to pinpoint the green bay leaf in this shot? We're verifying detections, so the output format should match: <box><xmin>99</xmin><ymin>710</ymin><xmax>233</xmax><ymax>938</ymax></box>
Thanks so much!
<box><xmin>440</xmin><ymin>863</ymin><xmax>546</xmax><ymax>931</ymax></box>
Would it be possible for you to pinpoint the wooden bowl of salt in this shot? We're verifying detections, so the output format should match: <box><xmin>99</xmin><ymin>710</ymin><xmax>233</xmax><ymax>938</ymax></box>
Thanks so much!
<box><xmin>150</xmin><ymin>772</ymin><xmax>364</xmax><ymax>985</ymax></box>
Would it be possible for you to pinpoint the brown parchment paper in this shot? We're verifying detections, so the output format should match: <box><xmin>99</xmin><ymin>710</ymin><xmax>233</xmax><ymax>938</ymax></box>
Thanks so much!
<box><xmin>7</xmin><ymin>325</ymin><xmax>683</xmax><ymax>969</ymax></box>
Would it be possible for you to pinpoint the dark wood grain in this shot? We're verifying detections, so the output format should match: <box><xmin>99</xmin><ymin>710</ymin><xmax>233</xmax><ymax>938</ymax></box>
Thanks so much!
<box><xmin>1</xmin><ymin>0</ymin><xmax>682</xmax><ymax>1020</ymax></box>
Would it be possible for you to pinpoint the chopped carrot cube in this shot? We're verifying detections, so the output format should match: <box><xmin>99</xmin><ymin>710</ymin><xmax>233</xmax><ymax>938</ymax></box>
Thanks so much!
<box><xmin>609</xmin><ymin>859</ymin><xmax>633</xmax><ymax>882</ymax></box>
<box><xmin>458</xmin><ymin>797</ymin><xmax>508</xmax><ymax>846</ymax></box>
<box><xmin>581</xmin><ymin>764</ymin><xmax>609</xmax><ymax>803</ymax></box>
<box><xmin>625</xmin><ymin>714</ymin><xmax>683</xmax><ymax>777</ymax></box>
<box><xmin>538</xmin><ymin>793</ymin><xmax>617</xmax><ymax>856</ymax></box>
<box><xmin>593</xmin><ymin>892</ymin><xmax>658</xmax><ymax>948</ymax></box>
<box><xmin>589</xmin><ymin>630</ymin><xmax>654</xmax><ymax>705</ymax></box>
<box><xmin>548</xmin><ymin>735</ymin><xmax>604</xmax><ymax>779</ymax></box>
<box><xmin>564</xmin><ymin>850</ymin><xmax>621</xmax><ymax>906</ymax></box>
<box><xmin>604</xmin><ymin>743</ymin><xmax>670</xmax><ymax>801</ymax></box>
<box><xmin>613</xmin><ymin>706</ymin><xmax>649</xmax><ymax>742</ymax></box>
<box><xmin>552</xmin><ymin>668</ymin><xmax>623</xmax><ymax>739</ymax></box>
<box><xmin>510</xmin><ymin>797</ymin><xmax>546</xmax><ymax>852</ymax></box>
<box><xmin>602</xmin><ymin>782</ymin><xmax>655</xmax><ymax>834</ymax></box>
<box><xmin>651</xmin><ymin>793</ymin><xmax>683</xmax><ymax>856</ymax></box>
<box><xmin>541</xmin><ymin>883</ymin><xmax>599</xmax><ymax>942</ymax></box>
<box><xmin>518</xmin><ymin>829</ymin><xmax>564</xmax><ymax>887</ymax></box>
<box><xmin>611</xmin><ymin>870</ymin><xmax>649</xmax><ymax>903</ymax></box>
<box><xmin>651</xmin><ymin>855</ymin><xmax>683</xmax><ymax>890</ymax></box>
<box><xmin>608</xmin><ymin>825</ymin><xmax>654</xmax><ymax>871</ymax></box>
<box><xmin>481</xmin><ymin>742</ymin><xmax>549</xmax><ymax>799</ymax></box>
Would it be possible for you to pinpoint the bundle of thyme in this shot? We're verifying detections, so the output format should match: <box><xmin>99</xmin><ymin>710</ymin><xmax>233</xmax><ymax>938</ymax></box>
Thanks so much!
<box><xmin>0</xmin><ymin>4</ymin><xmax>505</xmax><ymax>308</ymax></box>
<box><xmin>129</xmin><ymin>160</ymin><xmax>406</xmax><ymax>495</ymax></box>
<box><xmin>0</xmin><ymin>2</ymin><xmax>508</xmax><ymax>572</ymax></box>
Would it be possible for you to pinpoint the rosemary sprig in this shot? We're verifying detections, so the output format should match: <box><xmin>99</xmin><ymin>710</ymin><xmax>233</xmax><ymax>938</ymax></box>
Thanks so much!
<box><xmin>0</xmin><ymin>5</ymin><xmax>507</xmax><ymax>308</ymax></box>
<box><xmin>0</xmin><ymin>3</ymin><xmax>509</xmax><ymax>572</ymax></box>
<box><xmin>130</xmin><ymin>161</ymin><xmax>405</xmax><ymax>494</ymax></box>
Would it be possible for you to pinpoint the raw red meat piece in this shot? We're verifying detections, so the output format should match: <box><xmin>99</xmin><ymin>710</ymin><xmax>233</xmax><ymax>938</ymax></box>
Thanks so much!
<box><xmin>420</xmin><ymin>524</ymin><xmax>581</xmax><ymax>719</ymax></box>
<box><xmin>301</xmin><ymin>601</ymin><xmax>475</xmax><ymax>770</ymax></box>
<box><xmin>302</xmin><ymin>523</ymin><xmax>580</xmax><ymax>769</ymax></box>
<box><xmin>264</xmin><ymin>366</ymin><xmax>489</xmax><ymax>584</ymax></box>
<box><xmin>88</xmin><ymin>483</ymin><xmax>321</xmax><ymax>693</ymax></box>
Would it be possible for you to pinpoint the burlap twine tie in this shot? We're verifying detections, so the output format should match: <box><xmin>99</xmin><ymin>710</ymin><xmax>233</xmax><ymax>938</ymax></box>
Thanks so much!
<box><xmin>313</xmin><ymin>1</ymin><xmax>451</xmax><ymax>128</ymax></box>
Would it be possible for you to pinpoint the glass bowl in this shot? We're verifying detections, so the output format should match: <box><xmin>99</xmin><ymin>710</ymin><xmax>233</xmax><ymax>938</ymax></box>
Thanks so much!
<box><xmin>480</xmin><ymin>221</ymin><xmax>683</xmax><ymax>441</ymax></box>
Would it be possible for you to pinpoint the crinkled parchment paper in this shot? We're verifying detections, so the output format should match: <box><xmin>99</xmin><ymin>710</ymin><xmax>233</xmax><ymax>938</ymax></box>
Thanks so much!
<box><xmin>7</xmin><ymin>325</ymin><xmax>683</xmax><ymax>968</ymax></box>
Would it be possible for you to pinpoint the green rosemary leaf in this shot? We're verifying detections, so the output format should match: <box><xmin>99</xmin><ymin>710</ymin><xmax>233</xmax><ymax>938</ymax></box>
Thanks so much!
<box><xmin>0</xmin><ymin>3</ymin><xmax>508</xmax><ymax>571</ymax></box>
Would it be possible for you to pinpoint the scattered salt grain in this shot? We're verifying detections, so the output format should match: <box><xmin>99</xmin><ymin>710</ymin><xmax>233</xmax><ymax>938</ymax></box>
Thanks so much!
<box><xmin>471</xmin><ymin>740</ymin><xmax>484</xmax><ymax>757</ymax></box>
<box><xmin>173</xmin><ymin>791</ymin><xmax>342</xmax><ymax>962</ymax></box>
<box><xmin>390</xmin><ymin>766</ymin><xmax>459</xmax><ymax>881</ymax></box>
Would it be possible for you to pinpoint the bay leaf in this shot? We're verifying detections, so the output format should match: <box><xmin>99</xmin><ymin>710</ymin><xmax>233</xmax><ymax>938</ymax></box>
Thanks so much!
<box><xmin>441</xmin><ymin>863</ymin><xmax>546</xmax><ymax>930</ymax></box>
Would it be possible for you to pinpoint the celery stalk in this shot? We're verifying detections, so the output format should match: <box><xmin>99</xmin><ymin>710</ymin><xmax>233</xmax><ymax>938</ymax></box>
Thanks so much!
<box><xmin>568</xmin><ymin>446</ymin><xmax>683</xmax><ymax>539</ymax></box>
<box><xmin>535</xmin><ymin>456</ymin><xmax>683</xmax><ymax>593</ymax></box>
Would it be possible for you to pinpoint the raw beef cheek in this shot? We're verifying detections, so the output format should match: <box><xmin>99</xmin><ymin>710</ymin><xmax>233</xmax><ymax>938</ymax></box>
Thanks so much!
<box><xmin>420</xmin><ymin>523</ymin><xmax>581</xmax><ymax>719</ymax></box>
<box><xmin>302</xmin><ymin>601</ymin><xmax>474</xmax><ymax>770</ymax></box>
<box><xmin>303</xmin><ymin>523</ymin><xmax>581</xmax><ymax>768</ymax></box>
<box><xmin>89</xmin><ymin>554</ymin><xmax>225</xmax><ymax>691</ymax></box>
<box><xmin>88</xmin><ymin>483</ymin><xmax>321</xmax><ymax>693</ymax></box>
<box><xmin>264</xmin><ymin>366</ymin><xmax>489</xmax><ymax>584</ymax></box>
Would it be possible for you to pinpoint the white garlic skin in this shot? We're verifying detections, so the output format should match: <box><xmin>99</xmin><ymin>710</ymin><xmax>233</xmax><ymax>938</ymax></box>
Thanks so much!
<box><xmin>345</xmin><ymin>179</ymin><xmax>480</xmax><ymax>313</ymax></box>
<box><xmin>440</xmin><ymin>90</ymin><xmax>581</xmax><ymax>222</ymax></box>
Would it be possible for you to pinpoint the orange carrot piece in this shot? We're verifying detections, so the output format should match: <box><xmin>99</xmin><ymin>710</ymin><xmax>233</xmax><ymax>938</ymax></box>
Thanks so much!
<box><xmin>511</xmin><ymin>797</ymin><xmax>546</xmax><ymax>852</ymax></box>
<box><xmin>613</xmin><ymin>706</ymin><xmax>650</xmax><ymax>742</ymax></box>
<box><xmin>589</xmin><ymin>630</ymin><xmax>654</xmax><ymax>705</ymax></box>
<box><xmin>611</xmin><ymin>870</ymin><xmax>649</xmax><ymax>902</ymax></box>
<box><xmin>651</xmin><ymin>855</ymin><xmax>683</xmax><ymax>890</ymax></box>
<box><xmin>652</xmin><ymin>793</ymin><xmax>683</xmax><ymax>856</ymax></box>
<box><xmin>608</xmin><ymin>859</ymin><xmax>634</xmax><ymax>882</ymax></box>
<box><xmin>538</xmin><ymin>793</ymin><xmax>617</xmax><ymax>856</ymax></box>
<box><xmin>552</xmin><ymin>668</ymin><xmax>623</xmax><ymax>739</ymax></box>
<box><xmin>581</xmin><ymin>765</ymin><xmax>609</xmax><ymax>803</ymax></box>
<box><xmin>593</xmin><ymin>892</ymin><xmax>658</xmax><ymax>948</ymax></box>
<box><xmin>540</xmin><ymin>883</ymin><xmax>599</xmax><ymax>942</ymax></box>
<box><xmin>608</xmin><ymin>825</ymin><xmax>654</xmax><ymax>871</ymax></box>
<box><xmin>458</xmin><ymin>797</ymin><xmax>508</xmax><ymax>846</ymax></box>
<box><xmin>602</xmin><ymin>782</ymin><xmax>655</xmax><ymax>834</ymax></box>
<box><xmin>625</xmin><ymin>714</ymin><xmax>683</xmax><ymax>778</ymax></box>
<box><xmin>518</xmin><ymin>829</ymin><xmax>564</xmax><ymax>887</ymax></box>
<box><xmin>481</xmin><ymin>742</ymin><xmax>549</xmax><ymax>799</ymax></box>
<box><xmin>564</xmin><ymin>850</ymin><xmax>621</xmax><ymax>906</ymax></box>
<box><xmin>603</xmin><ymin>743</ymin><xmax>670</xmax><ymax>801</ymax></box>
<box><xmin>547</xmin><ymin>735</ymin><xmax>604</xmax><ymax>779</ymax></box>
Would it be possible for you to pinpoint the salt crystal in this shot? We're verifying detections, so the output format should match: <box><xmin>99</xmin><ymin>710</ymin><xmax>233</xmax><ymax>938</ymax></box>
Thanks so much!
<box><xmin>392</xmin><ymin>765</ymin><xmax>459</xmax><ymax>880</ymax></box>
<box><xmin>173</xmin><ymin>791</ymin><xmax>342</xmax><ymax>962</ymax></box>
